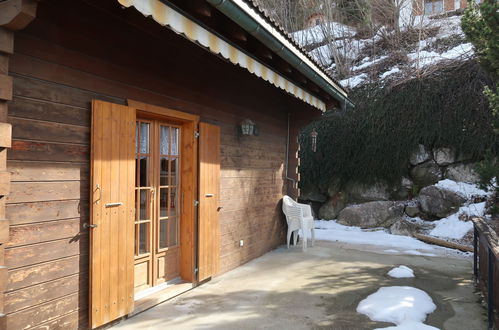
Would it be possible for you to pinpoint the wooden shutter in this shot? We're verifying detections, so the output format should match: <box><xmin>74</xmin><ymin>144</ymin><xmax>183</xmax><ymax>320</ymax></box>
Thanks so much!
<box><xmin>198</xmin><ymin>122</ymin><xmax>221</xmax><ymax>282</ymax></box>
<box><xmin>90</xmin><ymin>100</ymin><xmax>135</xmax><ymax>328</ymax></box>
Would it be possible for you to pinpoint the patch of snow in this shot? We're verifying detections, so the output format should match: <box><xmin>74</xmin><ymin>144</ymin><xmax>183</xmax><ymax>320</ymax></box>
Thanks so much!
<box><xmin>380</xmin><ymin>67</ymin><xmax>401</xmax><ymax>79</ymax></box>
<box><xmin>340</xmin><ymin>73</ymin><xmax>368</xmax><ymax>89</ymax></box>
<box><xmin>315</xmin><ymin>220</ymin><xmax>436</xmax><ymax>252</ymax></box>
<box><xmin>434</xmin><ymin>179</ymin><xmax>488</xmax><ymax>200</ymax></box>
<box><xmin>403</xmin><ymin>250</ymin><xmax>437</xmax><ymax>257</ymax></box>
<box><xmin>352</xmin><ymin>56</ymin><xmax>388</xmax><ymax>71</ymax></box>
<box><xmin>409</xmin><ymin>43</ymin><xmax>474</xmax><ymax>68</ymax></box>
<box><xmin>292</xmin><ymin>22</ymin><xmax>357</xmax><ymax>47</ymax></box>
<box><xmin>357</xmin><ymin>286</ymin><xmax>436</xmax><ymax>326</ymax></box>
<box><xmin>384</xmin><ymin>249</ymin><xmax>400</xmax><ymax>253</ymax></box>
<box><xmin>388</xmin><ymin>266</ymin><xmax>415</xmax><ymax>278</ymax></box>
<box><xmin>376</xmin><ymin>321</ymin><xmax>440</xmax><ymax>329</ymax></box>
<box><xmin>429</xmin><ymin>202</ymin><xmax>486</xmax><ymax>239</ymax></box>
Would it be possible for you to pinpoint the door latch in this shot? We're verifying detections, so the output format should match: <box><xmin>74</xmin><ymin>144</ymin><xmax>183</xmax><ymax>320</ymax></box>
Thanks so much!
<box><xmin>83</xmin><ymin>223</ymin><xmax>98</xmax><ymax>229</ymax></box>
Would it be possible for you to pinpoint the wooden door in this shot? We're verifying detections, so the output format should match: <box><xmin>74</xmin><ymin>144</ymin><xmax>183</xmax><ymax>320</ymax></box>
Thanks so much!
<box><xmin>198</xmin><ymin>122</ymin><xmax>221</xmax><ymax>281</ymax></box>
<box><xmin>90</xmin><ymin>100</ymin><xmax>135</xmax><ymax>328</ymax></box>
<box><xmin>134</xmin><ymin>119</ymin><xmax>182</xmax><ymax>293</ymax></box>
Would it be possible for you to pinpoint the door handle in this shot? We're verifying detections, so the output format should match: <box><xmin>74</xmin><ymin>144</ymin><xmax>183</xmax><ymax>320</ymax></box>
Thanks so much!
<box><xmin>105</xmin><ymin>202</ymin><xmax>123</xmax><ymax>207</ymax></box>
<box><xmin>205</xmin><ymin>194</ymin><xmax>214</xmax><ymax>197</ymax></box>
<box><xmin>84</xmin><ymin>223</ymin><xmax>98</xmax><ymax>229</ymax></box>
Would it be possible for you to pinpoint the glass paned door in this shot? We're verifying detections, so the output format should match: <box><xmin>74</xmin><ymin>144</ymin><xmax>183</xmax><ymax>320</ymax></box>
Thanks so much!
<box><xmin>134</xmin><ymin>119</ymin><xmax>181</xmax><ymax>294</ymax></box>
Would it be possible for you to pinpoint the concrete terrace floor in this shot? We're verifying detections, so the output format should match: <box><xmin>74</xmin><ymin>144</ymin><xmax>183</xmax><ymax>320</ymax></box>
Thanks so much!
<box><xmin>113</xmin><ymin>241</ymin><xmax>487</xmax><ymax>330</ymax></box>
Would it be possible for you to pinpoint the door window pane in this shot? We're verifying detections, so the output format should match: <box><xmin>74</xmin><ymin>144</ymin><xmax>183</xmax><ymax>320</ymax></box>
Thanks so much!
<box><xmin>139</xmin><ymin>222</ymin><xmax>149</xmax><ymax>254</ymax></box>
<box><xmin>160</xmin><ymin>188</ymin><xmax>168</xmax><ymax>218</ymax></box>
<box><xmin>160</xmin><ymin>126</ymin><xmax>170</xmax><ymax>155</ymax></box>
<box><xmin>171</xmin><ymin>158</ymin><xmax>179</xmax><ymax>186</ymax></box>
<box><xmin>159</xmin><ymin>220</ymin><xmax>167</xmax><ymax>249</ymax></box>
<box><xmin>170</xmin><ymin>188</ymin><xmax>178</xmax><ymax>217</ymax></box>
<box><xmin>160</xmin><ymin>157</ymin><xmax>168</xmax><ymax>186</ymax></box>
<box><xmin>139</xmin><ymin>189</ymin><xmax>150</xmax><ymax>220</ymax></box>
<box><xmin>140</xmin><ymin>122</ymin><xmax>150</xmax><ymax>154</ymax></box>
<box><xmin>171</xmin><ymin>128</ymin><xmax>179</xmax><ymax>155</ymax></box>
<box><xmin>169</xmin><ymin>217</ymin><xmax>178</xmax><ymax>246</ymax></box>
<box><xmin>139</xmin><ymin>156</ymin><xmax>150</xmax><ymax>187</ymax></box>
<box><xmin>135</xmin><ymin>123</ymin><xmax>139</xmax><ymax>154</ymax></box>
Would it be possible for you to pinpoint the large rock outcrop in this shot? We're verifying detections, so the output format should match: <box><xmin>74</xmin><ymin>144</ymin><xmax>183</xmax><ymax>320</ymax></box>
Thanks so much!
<box><xmin>344</xmin><ymin>182</ymin><xmax>390</xmax><ymax>203</ymax></box>
<box><xmin>418</xmin><ymin>185</ymin><xmax>466</xmax><ymax>219</ymax></box>
<box><xmin>410</xmin><ymin>144</ymin><xmax>431</xmax><ymax>165</ymax></box>
<box><xmin>444</xmin><ymin>163</ymin><xmax>479</xmax><ymax>183</ymax></box>
<box><xmin>337</xmin><ymin>201</ymin><xmax>404</xmax><ymax>228</ymax></box>
<box><xmin>318</xmin><ymin>193</ymin><xmax>347</xmax><ymax>220</ymax></box>
<box><xmin>433</xmin><ymin>147</ymin><xmax>455</xmax><ymax>166</ymax></box>
<box><xmin>410</xmin><ymin>160</ymin><xmax>442</xmax><ymax>187</ymax></box>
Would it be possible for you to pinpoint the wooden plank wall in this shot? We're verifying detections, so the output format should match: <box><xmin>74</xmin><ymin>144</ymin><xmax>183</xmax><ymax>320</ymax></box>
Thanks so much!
<box><xmin>3</xmin><ymin>0</ymin><xmax>320</xmax><ymax>328</ymax></box>
<box><xmin>0</xmin><ymin>26</ymin><xmax>14</xmax><ymax>330</ymax></box>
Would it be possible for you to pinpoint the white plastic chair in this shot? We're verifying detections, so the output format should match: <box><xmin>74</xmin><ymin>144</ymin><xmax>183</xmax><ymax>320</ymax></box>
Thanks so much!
<box><xmin>282</xmin><ymin>195</ymin><xmax>315</xmax><ymax>251</ymax></box>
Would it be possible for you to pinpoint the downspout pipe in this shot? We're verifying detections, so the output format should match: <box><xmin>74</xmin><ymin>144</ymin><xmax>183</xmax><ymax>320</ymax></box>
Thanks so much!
<box><xmin>207</xmin><ymin>0</ymin><xmax>355</xmax><ymax>111</ymax></box>
<box><xmin>285</xmin><ymin>113</ymin><xmax>296</xmax><ymax>191</ymax></box>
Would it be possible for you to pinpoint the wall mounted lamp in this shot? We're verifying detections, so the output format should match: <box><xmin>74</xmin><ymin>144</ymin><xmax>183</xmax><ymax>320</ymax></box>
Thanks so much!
<box><xmin>239</xmin><ymin>119</ymin><xmax>258</xmax><ymax>136</ymax></box>
<box><xmin>310</xmin><ymin>128</ymin><xmax>318</xmax><ymax>152</ymax></box>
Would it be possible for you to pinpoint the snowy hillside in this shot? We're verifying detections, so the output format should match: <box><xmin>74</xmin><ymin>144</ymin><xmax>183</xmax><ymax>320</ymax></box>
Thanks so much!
<box><xmin>292</xmin><ymin>12</ymin><xmax>474</xmax><ymax>89</ymax></box>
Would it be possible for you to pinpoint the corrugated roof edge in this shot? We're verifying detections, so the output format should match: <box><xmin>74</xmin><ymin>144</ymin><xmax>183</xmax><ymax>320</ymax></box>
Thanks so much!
<box><xmin>208</xmin><ymin>0</ymin><xmax>354</xmax><ymax>110</ymax></box>
<box><xmin>240</xmin><ymin>0</ymin><xmax>346</xmax><ymax>94</ymax></box>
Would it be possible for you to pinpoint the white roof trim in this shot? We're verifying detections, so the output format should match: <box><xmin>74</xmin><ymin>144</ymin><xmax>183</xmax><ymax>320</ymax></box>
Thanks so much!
<box><xmin>117</xmin><ymin>0</ymin><xmax>326</xmax><ymax>111</ymax></box>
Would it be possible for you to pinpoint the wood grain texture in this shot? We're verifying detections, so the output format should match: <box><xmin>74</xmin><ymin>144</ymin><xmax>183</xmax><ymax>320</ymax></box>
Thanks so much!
<box><xmin>198</xmin><ymin>122</ymin><xmax>220</xmax><ymax>281</ymax></box>
<box><xmin>89</xmin><ymin>100</ymin><xmax>135</xmax><ymax>328</ymax></box>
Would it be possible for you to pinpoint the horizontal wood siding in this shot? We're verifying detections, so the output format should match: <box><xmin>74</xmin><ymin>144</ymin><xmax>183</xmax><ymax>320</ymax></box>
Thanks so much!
<box><xmin>5</xmin><ymin>0</ymin><xmax>319</xmax><ymax>328</ymax></box>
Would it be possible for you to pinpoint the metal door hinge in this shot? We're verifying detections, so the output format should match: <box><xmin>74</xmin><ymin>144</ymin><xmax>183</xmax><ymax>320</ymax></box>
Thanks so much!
<box><xmin>194</xmin><ymin>200</ymin><xmax>199</xmax><ymax>207</ymax></box>
<box><xmin>194</xmin><ymin>131</ymin><xmax>200</xmax><ymax>138</ymax></box>
<box><xmin>194</xmin><ymin>268</ymin><xmax>199</xmax><ymax>274</ymax></box>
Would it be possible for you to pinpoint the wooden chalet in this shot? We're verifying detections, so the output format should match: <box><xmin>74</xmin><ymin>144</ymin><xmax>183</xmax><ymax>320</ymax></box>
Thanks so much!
<box><xmin>0</xmin><ymin>0</ymin><xmax>351</xmax><ymax>328</ymax></box>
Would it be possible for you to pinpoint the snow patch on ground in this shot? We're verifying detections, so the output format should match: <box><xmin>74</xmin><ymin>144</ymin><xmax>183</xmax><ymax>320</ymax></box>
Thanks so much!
<box><xmin>357</xmin><ymin>286</ymin><xmax>436</xmax><ymax>326</ymax></box>
<box><xmin>381</xmin><ymin>67</ymin><xmax>400</xmax><ymax>79</ymax></box>
<box><xmin>375</xmin><ymin>321</ymin><xmax>439</xmax><ymax>329</ymax></box>
<box><xmin>428</xmin><ymin>202</ymin><xmax>485</xmax><ymax>239</ymax></box>
<box><xmin>388</xmin><ymin>266</ymin><xmax>415</xmax><ymax>278</ymax></box>
<box><xmin>315</xmin><ymin>220</ymin><xmax>436</xmax><ymax>253</ymax></box>
<box><xmin>352</xmin><ymin>56</ymin><xmax>388</xmax><ymax>71</ymax></box>
<box><xmin>340</xmin><ymin>73</ymin><xmax>368</xmax><ymax>89</ymax></box>
<box><xmin>408</xmin><ymin>43</ymin><xmax>474</xmax><ymax>68</ymax></box>
<box><xmin>403</xmin><ymin>250</ymin><xmax>437</xmax><ymax>257</ymax></box>
<box><xmin>434</xmin><ymin>179</ymin><xmax>488</xmax><ymax>199</ymax></box>
<box><xmin>292</xmin><ymin>22</ymin><xmax>357</xmax><ymax>46</ymax></box>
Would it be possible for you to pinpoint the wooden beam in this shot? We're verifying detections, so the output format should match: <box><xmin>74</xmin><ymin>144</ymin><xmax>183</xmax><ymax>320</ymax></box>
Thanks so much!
<box><xmin>0</xmin><ymin>28</ymin><xmax>14</xmax><ymax>55</ymax></box>
<box><xmin>0</xmin><ymin>75</ymin><xmax>12</xmax><ymax>101</ymax></box>
<box><xmin>0</xmin><ymin>0</ymin><xmax>38</xmax><ymax>324</ymax></box>
<box><xmin>0</xmin><ymin>0</ymin><xmax>38</xmax><ymax>31</ymax></box>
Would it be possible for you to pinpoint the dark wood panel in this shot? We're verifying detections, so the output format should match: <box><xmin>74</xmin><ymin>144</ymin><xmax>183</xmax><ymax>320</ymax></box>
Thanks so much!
<box><xmin>9</xmin><ymin>95</ymin><xmax>91</xmax><ymax>126</ymax></box>
<box><xmin>10</xmin><ymin>140</ymin><xmax>89</xmax><ymax>162</ymax></box>
<box><xmin>5</xmin><ymin>235</ymin><xmax>88</xmax><ymax>269</ymax></box>
<box><xmin>12</xmin><ymin>73</ymin><xmax>123</xmax><ymax>108</ymax></box>
<box><xmin>8</xmin><ymin>255</ymin><xmax>87</xmax><ymax>291</ymax></box>
<box><xmin>8</xmin><ymin>161</ymin><xmax>89</xmax><ymax>182</ymax></box>
<box><xmin>7</xmin><ymin>200</ymin><xmax>87</xmax><ymax>226</ymax></box>
<box><xmin>9</xmin><ymin>116</ymin><xmax>89</xmax><ymax>144</ymax></box>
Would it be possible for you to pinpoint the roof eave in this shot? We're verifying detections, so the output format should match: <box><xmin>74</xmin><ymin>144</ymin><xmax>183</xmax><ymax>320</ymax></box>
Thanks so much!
<box><xmin>207</xmin><ymin>0</ymin><xmax>355</xmax><ymax>110</ymax></box>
